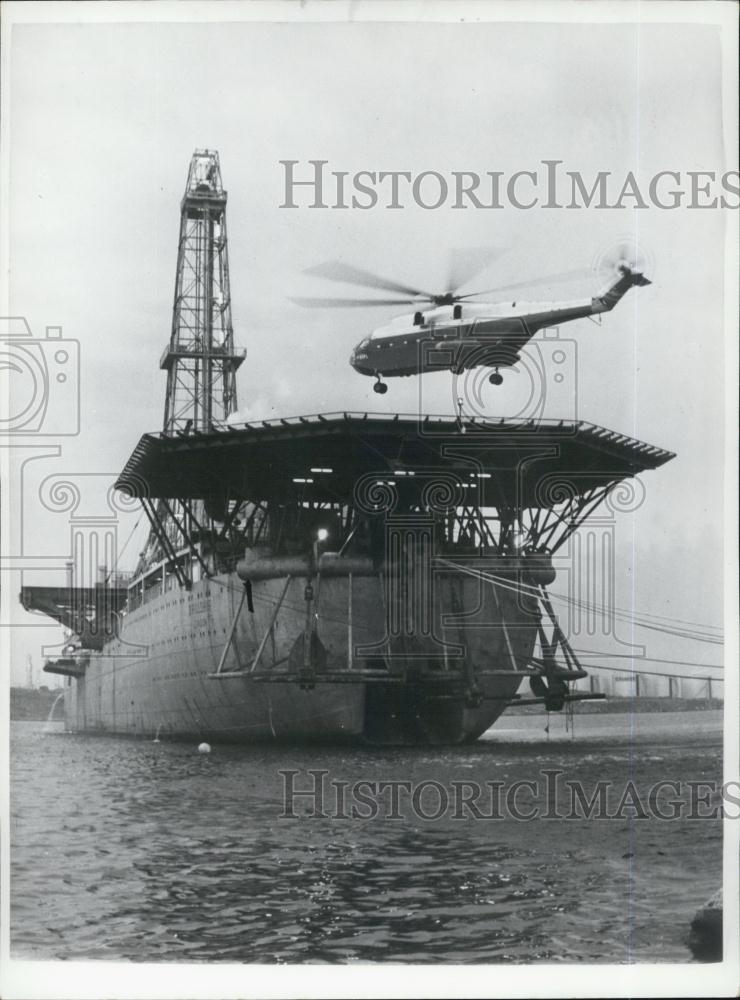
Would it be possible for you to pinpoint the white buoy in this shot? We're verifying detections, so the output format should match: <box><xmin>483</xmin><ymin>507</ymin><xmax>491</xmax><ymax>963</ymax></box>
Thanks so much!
<box><xmin>197</xmin><ymin>742</ymin><xmax>211</xmax><ymax>754</ymax></box>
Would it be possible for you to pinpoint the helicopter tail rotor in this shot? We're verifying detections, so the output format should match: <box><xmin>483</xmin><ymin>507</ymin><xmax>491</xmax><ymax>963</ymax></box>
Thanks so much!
<box><xmin>593</xmin><ymin>238</ymin><xmax>653</xmax><ymax>291</ymax></box>
<box><xmin>617</xmin><ymin>264</ymin><xmax>651</xmax><ymax>287</ymax></box>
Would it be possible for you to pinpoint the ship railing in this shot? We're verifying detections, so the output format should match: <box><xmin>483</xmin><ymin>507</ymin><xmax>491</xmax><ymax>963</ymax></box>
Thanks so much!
<box><xmin>126</xmin><ymin>545</ymin><xmax>206</xmax><ymax>610</ymax></box>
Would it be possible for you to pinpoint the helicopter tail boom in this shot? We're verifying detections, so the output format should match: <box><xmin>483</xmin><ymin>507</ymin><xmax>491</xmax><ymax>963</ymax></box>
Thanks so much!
<box><xmin>592</xmin><ymin>265</ymin><xmax>651</xmax><ymax>314</ymax></box>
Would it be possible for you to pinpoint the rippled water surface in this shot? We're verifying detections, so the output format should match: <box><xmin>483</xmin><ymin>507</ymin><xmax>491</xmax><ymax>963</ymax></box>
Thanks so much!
<box><xmin>11</xmin><ymin>711</ymin><xmax>722</xmax><ymax>963</ymax></box>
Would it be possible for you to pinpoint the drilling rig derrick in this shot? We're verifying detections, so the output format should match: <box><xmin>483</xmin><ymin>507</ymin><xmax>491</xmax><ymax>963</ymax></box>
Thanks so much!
<box><xmin>138</xmin><ymin>150</ymin><xmax>246</xmax><ymax>576</ymax></box>
<box><xmin>160</xmin><ymin>149</ymin><xmax>245</xmax><ymax>435</ymax></box>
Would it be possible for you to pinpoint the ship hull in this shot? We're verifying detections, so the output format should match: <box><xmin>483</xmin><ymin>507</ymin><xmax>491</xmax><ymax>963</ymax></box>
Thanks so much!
<box><xmin>62</xmin><ymin>566</ymin><xmax>539</xmax><ymax>746</ymax></box>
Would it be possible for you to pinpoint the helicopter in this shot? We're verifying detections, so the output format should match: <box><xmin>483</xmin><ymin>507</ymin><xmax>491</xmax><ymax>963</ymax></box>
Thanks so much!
<box><xmin>293</xmin><ymin>243</ymin><xmax>652</xmax><ymax>393</ymax></box>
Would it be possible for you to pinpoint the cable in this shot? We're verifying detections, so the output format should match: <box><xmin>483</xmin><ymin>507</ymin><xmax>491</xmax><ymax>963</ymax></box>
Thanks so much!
<box><xmin>597</xmin><ymin>609</ymin><xmax>722</xmax><ymax>633</ymax></box>
<box><xmin>472</xmin><ymin>566</ymin><xmax>724</xmax><ymax>645</ymax></box>
<box><xmin>576</xmin><ymin>661</ymin><xmax>723</xmax><ymax>683</ymax></box>
<box><xmin>438</xmin><ymin>558</ymin><xmax>722</xmax><ymax>638</ymax></box>
<box><xmin>106</xmin><ymin>515</ymin><xmax>143</xmax><ymax>582</ymax></box>
<box><xmin>572</xmin><ymin>650</ymin><xmax>723</xmax><ymax>670</ymax></box>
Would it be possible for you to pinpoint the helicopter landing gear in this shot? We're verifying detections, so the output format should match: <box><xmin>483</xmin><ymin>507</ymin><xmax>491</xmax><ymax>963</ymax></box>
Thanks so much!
<box><xmin>489</xmin><ymin>368</ymin><xmax>504</xmax><ymax>386</ymax></box>
<box><xmin>373</xmin><ymin>379</ymin><xmax>388</xmax><ymax>395</ymax></box>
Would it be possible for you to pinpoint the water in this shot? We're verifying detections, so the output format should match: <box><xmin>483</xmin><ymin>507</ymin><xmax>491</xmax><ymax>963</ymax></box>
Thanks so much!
<box><xmin>10</xmin><ymin>711</ymin><xmax>722</xmax><ymax>963</ymax></box>
<box><xmin>42</xmin><ymin>691</ymin><xmax>65</xmax><ymax>732</ymax></box>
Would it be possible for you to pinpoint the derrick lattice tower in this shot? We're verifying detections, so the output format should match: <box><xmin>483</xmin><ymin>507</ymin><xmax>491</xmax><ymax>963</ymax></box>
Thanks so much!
<box><xmin>161</xmin><ymin>150</ymin><xmax>245</xmax><ymax>434</ymax></box>
<box><xmin>136</xmin><ymin>151</ymin><xmax>245</xmax><ymax>576</ymax></box>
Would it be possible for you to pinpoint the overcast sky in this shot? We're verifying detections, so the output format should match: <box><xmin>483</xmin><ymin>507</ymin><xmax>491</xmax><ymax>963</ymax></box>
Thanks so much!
<box><xmin>4</xmin><ymin>9</ymin><xmax>734</xmax><ymax>685</ymax></box>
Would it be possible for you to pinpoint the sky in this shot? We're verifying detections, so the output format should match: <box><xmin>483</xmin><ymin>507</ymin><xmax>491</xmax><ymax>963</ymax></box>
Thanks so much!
<box><xmin>2</xmin><ymin>7</ymin><xmax>735</xmax><ymax>687</ymax></box>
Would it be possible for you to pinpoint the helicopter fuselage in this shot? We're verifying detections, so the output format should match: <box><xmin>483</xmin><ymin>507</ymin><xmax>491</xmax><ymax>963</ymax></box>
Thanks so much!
<box><xmin>350</xmin><ymin>267</ymin><xmax>649</xmax><ymax>380</ymax></box>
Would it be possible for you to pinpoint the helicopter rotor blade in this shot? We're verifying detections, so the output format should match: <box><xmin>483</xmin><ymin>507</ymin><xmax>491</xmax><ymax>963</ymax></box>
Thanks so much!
<box><xmin>303</xmin><ymin>260</ymin><xmax>436</xmax><ymax>300</ymax></box>
<box><xmin>445</xmin><ymin>246</ymin><xmax>509</xmax><ymax>296</ymax></box>
<box><xmin>456</xmin><ymin>267</ymin><xmax>594</xmax><ymax>300</ymax></box>
<box><xmin>291</xmin><ymin>296</ymin><xmax>418</xmax><ymax>308</ymax></box>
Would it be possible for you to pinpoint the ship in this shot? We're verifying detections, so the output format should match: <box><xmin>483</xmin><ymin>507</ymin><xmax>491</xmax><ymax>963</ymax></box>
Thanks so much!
<box><xmin>20</xmin><ymin>151</ymin><xmax>675</xmax><ymax>745</ymax></box>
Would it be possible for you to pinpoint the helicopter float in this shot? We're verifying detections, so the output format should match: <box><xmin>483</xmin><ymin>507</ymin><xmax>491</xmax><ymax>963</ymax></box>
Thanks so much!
<box><xmin>294</xmin><ymin>243</ymin><xmax>651</xmax><ymax>393</ymax></box>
